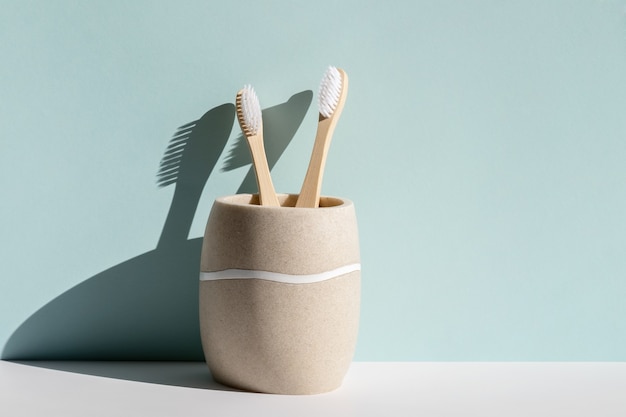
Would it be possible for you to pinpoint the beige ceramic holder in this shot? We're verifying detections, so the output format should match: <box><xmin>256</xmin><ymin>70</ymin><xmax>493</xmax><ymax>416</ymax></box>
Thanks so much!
<box><xmin>199</xmin><ymin>193</ymin><xmax>360</xmax><ymax>395</ymax></box>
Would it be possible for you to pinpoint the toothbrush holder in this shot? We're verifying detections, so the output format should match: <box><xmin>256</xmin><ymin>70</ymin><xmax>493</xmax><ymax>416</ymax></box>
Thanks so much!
<box><xmin>199</xmin><ymin>193</ymin><xmax>361</xmax><ymax>395</ymax></box>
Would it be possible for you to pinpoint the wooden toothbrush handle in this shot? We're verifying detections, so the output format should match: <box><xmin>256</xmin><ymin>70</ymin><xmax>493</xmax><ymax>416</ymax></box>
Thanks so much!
<box><xmin>296</xmin><ymin>117</ymin><xmax>334</xmax><ymax>208</ymax></box>
<box><xmin>247</xmin><ymin>135</ymin><xmax>280</xmax><ymax>207</ymax></box>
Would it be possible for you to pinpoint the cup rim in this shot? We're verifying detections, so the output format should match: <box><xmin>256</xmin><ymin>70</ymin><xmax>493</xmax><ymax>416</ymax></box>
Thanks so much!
<box><xmin>215</xmin><ymin>193</ymin><xmax>352</xmax><ymax>209</ymax></box>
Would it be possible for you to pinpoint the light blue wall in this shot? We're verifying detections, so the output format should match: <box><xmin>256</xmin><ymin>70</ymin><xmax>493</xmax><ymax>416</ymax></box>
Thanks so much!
<box><xmin>2</xmin><ymin>1</ymin><xmax>626</xmax><ymax>360</ymax></box>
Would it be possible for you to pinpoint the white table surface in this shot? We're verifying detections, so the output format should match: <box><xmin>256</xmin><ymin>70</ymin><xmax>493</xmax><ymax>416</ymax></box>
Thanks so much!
<box><xmin>2</xmin><ymin>361</ymin><xmax>625</xmax><ymax>416</ymax></box>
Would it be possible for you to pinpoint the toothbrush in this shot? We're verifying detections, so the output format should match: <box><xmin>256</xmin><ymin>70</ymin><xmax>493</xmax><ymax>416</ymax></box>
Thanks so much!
<box><xmin>296</xmin><ymin>66</ymin><xmax>349</xmax><ymax>208</ymax></box>
<box><xmin>236</xmin><ymin>85</ymin><xmax>280</xmax><ymax>207</ymax></box>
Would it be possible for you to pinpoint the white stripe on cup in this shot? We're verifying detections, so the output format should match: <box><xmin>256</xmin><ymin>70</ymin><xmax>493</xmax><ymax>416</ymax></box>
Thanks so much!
<box><xmin>199</xmin><ymin>263</ymin><xmax>361</xmax><ymax>284</ymax></box>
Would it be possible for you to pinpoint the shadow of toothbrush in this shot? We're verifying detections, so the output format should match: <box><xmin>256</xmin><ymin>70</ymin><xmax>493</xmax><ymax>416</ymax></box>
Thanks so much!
<box><xmin>1</xmin><ymin>91</ymin><xmax>312</xmax><ymax>370</ymax></box>
<box><xmin>156</xmin><ymin>105</ymin><xmax>234</xmax><ymax>248</ymax></box>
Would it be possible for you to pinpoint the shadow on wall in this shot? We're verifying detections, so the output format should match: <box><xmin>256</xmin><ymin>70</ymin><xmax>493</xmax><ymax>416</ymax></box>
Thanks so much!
<box><xmin>2</xmin><ymin>91</ymin><xmax>313</xmax><ymax>360</ymax></box>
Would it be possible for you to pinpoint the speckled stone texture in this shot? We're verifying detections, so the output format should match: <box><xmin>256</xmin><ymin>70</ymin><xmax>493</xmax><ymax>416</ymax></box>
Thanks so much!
<box><xmin>199</xmin><ymin>194</ymin><xmax>361</xmax><ymax>394</ymax></box>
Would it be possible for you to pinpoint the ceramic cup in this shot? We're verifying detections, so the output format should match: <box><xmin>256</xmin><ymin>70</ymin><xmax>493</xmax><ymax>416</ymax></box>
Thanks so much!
<box><xmin>199</xmin><ymin>193</ymin><xmax>360</xmax><ymax>395</ymax></box>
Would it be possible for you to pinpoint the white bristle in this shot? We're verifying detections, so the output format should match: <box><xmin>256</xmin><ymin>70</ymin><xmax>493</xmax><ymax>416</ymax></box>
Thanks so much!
<box><xmin>318</xmin><ymin>66</ymin><xmax>342</xmax><ymax>118</ymax></box>
<box><xmin>240</xmin><ymin>84</ymin><xmax>262</xmax><ymax>135</ymax></box>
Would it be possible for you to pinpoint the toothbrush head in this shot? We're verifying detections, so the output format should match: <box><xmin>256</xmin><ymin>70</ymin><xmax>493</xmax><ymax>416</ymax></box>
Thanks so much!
<box><xmin>318</xmin><ymin>66</ymin><xmax>344</xmax><ymax>118</ymax></box>
<box><xmin>236</xmin><ymin>85</ymin><xmax>262</xmax><ymax>137</ymax></box>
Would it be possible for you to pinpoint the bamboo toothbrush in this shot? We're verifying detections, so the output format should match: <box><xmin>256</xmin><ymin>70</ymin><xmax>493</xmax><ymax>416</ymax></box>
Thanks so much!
<box><xmin>236</xmin><ymin>85</ymin><xmax>280</xmax><ymax>207</ymax></box>
<box><xmin>296</xmin><ymin>66</ymin><xmax>349</xmax><ymax>208</ymax></box>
